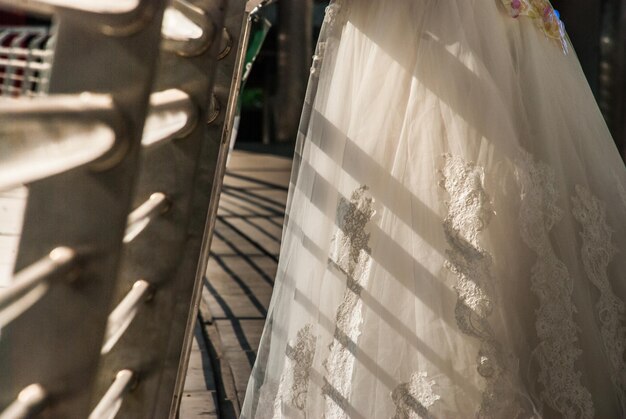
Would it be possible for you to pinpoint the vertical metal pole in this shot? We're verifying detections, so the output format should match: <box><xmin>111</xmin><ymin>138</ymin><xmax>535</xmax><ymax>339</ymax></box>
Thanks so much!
<box><xmin>161</xmin><ymin>1</ymin><xmax>251</xmax><ymax>416</ymax></box>
<box><xmin>0</xmin><ymin>2</ymin><xmax>167</xmax><ymax>418</ymax></box>
<box><xmin>89</xmin><ymin>1</ymin><xmax>238</xmax><ymax>418</ymax></box>
<box><xmin>274</xmin><ymin>0</ymin><xmax>312</xmax><ymax>142</ymax></box>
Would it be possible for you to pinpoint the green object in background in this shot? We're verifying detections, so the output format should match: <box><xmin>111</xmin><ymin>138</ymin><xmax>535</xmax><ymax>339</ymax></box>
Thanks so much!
<box><xmin>228</xmin><ymin>8</ymin><xmax>272</xmax><ymax>150</ymax></box>
<box><xmin>238</xmin><ymin>12</ymin><xmax>271</xmax><ymax>112</ymax></box>
<box><xmin>242</xmin><ymin>13</ymin><xmax>272</xmax><ymax>87</ymax></box>
<box><xmin>241</xmin><ymin>87</ymin><xmax>265</xmax><ymax>110</ymax></box>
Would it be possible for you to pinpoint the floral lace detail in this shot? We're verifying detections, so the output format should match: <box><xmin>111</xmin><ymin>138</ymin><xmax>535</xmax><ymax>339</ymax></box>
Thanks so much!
<box><xmin>571</xmin><ymin>185</ymin><xmax>626</xmax><ymax>400</ymax></box>
<box><xmin>310</xmin><ymin>42</ymin><xmax>325</xmax><ymax>75</ymax></box>
<box><xmin>323</xmin><ymin>185</ymin><xmax>375</xmax><ymax>418</ymax></box>
<box><xmin>271</xmin><ymin>324</ymin><xmax>317</xmax><ymax>417</ymax></box>
<box><xmin>515</xmin><ymin>151</ymin><xmax>594</xmax><ymax>418</ymax></box>
<box><xmin>323</xmin><ymin>2</ymin><xmax>342</xmax><ymax>29</ymax></box>
<box><xmin>500</xmin><ymin>0</ymin><xmax>568</xmax><ymax>53</ymax></box>
<box><xmin>440</xmin><ymin>154</ymin><xmax>528</xmax><ymax>418</ymax></box>
<box><xmin>322</xmin><ymin>1</ymin><xmax>349</xmax><ymax>36</ymax></box>
<box><xmin>311</xmin><ymin>1</ymin><xmax>347</xmax><ymax>75</ymax></box>
<box><xmin>440</xmin><ymin>154</ymin><xmax>495</xmax><ymax>318</ymax></box>
<box><xmin>390</xmin><ymin>372</ymin><xmax>440</xmax><ymax>419</ymax></box>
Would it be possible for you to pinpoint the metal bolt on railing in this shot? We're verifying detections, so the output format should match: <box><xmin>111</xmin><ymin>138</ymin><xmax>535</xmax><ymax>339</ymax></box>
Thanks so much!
<box><xmin>101</xmin><ymin>279</ymin><xmax>152</xmax><ymax>354</ymax></box>
<box><xmin>123</xmin><ymin>193</ymin><xmax>170</xmax><ymax>244</ymax></box>
<box><xmin>88</xmin><ymin>370</ymin><xmax>135</xmax><ymax>419</ymax></box>
<box><xmin>162</xmin><ymin>7</ymin><xmax>203</xmax><ymax>41</ymax></box>
<box><xmin>0</xmin><ymin>247</ymin><xmax>76</xmax><ymax>328</ymax></box>
<box><xmin>162</xmin><ymin>0</ymin><xmax>218</xmax><ymax>57</ymax></box>
<box><xmin>207</xmin><ymin>93</ymin><xmax>221</xmax><ymax>124</ymax></box>
<box><xmin>217</xmin><ymin>27</ymin><xmax>232</xmax><ymax>60</ymax></box>
<box><xmin>0</xmin><ymin>384</ymin><xmax>47</xmax><ymax>419</ymax></box>
<box><xmin>142</xmin><ymin>89</ymin><xmax>197</xmax><ymax>149</ymax></box>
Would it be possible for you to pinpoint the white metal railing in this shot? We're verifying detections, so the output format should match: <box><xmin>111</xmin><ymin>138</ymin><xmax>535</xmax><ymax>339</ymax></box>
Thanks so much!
<box><xmin>101</xmin><ymin>280</ymin><xmax>151</xmax><ymax>354</ymax></box>
<box><xmin>0</xmin><ymin>93</ymin><xmax>118</xmax><ymax>190</ymax></box>
<box><xmin>0</xmin><ymin>26</ymin><xmax>53</xmax><ymax>98</ymax></box>
<box><xmin>91</xmin><ymin>0</ymin><xmax>249</xmax><ymax>416</ymax></box>
<box><xmin>123</xmin><ymin>192</ymin><xmax>170</xmax><ymax>243</ymax></box>
<box><xmin>162</xmin><ymin>0</ymin><xmax>218</xmax><ymax>56</ymax></box>
<box><xmin>0</xmin><ymin>0</ymin><xmax>167</xmax><ymax>417</ymax></box>
<box><xmin>0</xmin><ymin>0</ymin><xmax>250</xmax><ymax>417</ymax></box>
<box><xmin>142</xmin><ymin>88</ymin><xmax>197</xmax><ymax>148</ymax></box>
<box><xmin>0</xmin><ymin>0</ymin><xmax>140</xmax><ymax>14</ymax></box>
<box><xmin>0</xmin><ymin>247</ymin><xmax>75</xmax><ymax>328</ymax></box>
<box><xmin>0</xmin><ymin>384</ymin><xmax>46</xmax><ymax>419</ymax></box>
<box><xmin>88</xmin><ymin>370</ymin><xmax>135</xmax><ymax>419</ymax></box>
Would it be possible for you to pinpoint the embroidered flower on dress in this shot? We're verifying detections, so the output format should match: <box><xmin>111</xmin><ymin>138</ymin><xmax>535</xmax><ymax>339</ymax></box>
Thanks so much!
<box><xmin>515</xmin><ymin>151</ymin><xmax>594</xmax><ymax>418</ymax></box>
<box><xmin>391</xmin><ymin>372</ymin><xmax>440</xmax><ymax>419</ymax></box>
<box><xmin>571</xmin><ymin>186</ymin><xmax>626</xmax><ymax>403</ymax></box>
<box><xmin>323</xmin><ymin>2</ymin><xmax>343</xmax><ymax>33</ymax></box>
<box><xmin>324</xmin><ymin>185</ymin><xmax>375</xmax><ymax>419</ymax></box>
<box><xmin>500</xmin><ymin>0</ymin><xmax>568</xmax><ymax>53</ymax></box>
<box><xmin>440</xmin><ymin>154</ymin><xmax>530</xmax><ymax>418</ymax></box>
<box><xmin>324</xmin><ymin>3</ymin><xmax>341</xmax><ymax>24</ymax></box>
<box><xmin>271</xmin><ymin>324</ymin><xmax>317</xmax><ymax>417</ymax></box>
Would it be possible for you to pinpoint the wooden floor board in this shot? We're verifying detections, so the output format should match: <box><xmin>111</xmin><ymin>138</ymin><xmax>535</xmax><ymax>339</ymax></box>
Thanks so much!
<box><xmin>182</xmin><ymin>148</ymin><xmax>291</xmax><ymax>417</ymax></box>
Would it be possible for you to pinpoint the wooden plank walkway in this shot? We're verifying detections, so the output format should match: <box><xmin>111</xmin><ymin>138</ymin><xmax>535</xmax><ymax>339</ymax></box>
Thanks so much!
<box><xmin>181</xmin><ymin>147</ymin><xmax>292</xmax><ymax>418</ymax></box>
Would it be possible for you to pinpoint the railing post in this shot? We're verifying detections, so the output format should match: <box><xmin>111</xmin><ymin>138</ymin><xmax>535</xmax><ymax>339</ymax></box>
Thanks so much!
<box><xmin>0</xmin><ymin>1</ymin><xmax>167</xmax><ymax>417</ymax></box>
<box><xmin>90</xmin><ymin>0</ymin><xmax>245</xmax><ymax>417</ymax></box>
<box><xmin>0</xmin><ymin>0</ymin><xmax>252</xmax><ymax>416</ymax></box>
<box><xmin>163</xmin><ymin>0</ymin><xmax>252</xmax><ymax>415</ymax></box>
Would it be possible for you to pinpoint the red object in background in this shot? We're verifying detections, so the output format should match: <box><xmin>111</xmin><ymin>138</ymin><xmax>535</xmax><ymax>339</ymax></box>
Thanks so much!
<box><xmin>0</xmin><ymin>12</ymin><xmax>27</xmax><ymax>97</ymax></box>
<box><xmin>0</xmin><ymin>17</ymin><xmax>52</xmax><ymax>97</ymax></box>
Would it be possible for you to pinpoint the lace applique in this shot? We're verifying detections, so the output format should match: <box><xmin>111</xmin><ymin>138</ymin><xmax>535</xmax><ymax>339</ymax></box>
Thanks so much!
<box><xmin>391</xmin><ymin>372</ymin><xmax>440</xmax><ymax>419</ymax></box>
<box><xmin>271</xmin><ymin>324</ymin><xmax>317</xmax><ymax>417</ymax></box>
<box><xmin>571</xmin><ymin>185</ymin><xmax>626</xmax><ymax>399</ymax></box>
<box><xmin>441</xmin><ymin>154</ymin><xmax>529</xmax><ymax>418</ymax></box>
<box><xmin>311</xmin><ymin>1</ymin><xmax>346</xmax><ymax>75</ymax></box>
<box><xmin>323</xmin><ymin>185</ymin><xmax>375</xmax><ymax>418</ymax></box>
<box><xmin>440</xmin><ymin>155</ymin><xmax>495</xmax><ymax>317</ymax></box>
<box><xmin>310</xmin><ymin>42</ymin><xmax>325</xmax><ymax>75</ymax></box>
<box><xmin>323</xmin><ymin>3</ymin><xmax>342</xmax><ymax>28</ymax></box>
<box><xmin>322</xmin><ymin>1</ymin><xmax>349</xmax><ymax>34</ymax></box>
<box><xmin>500</xmin><ymin>0</ymin><xmax>568</xmax><ymax>53</ymax></box>
<box><xmin>515</xmin><ymin>151</ymin><xmax>594</xmax><ymax>418</ymax></box>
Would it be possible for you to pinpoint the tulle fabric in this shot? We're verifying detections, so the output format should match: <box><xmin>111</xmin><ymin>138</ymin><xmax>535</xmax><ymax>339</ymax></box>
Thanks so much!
<box><xmin>241</xmin><ymin>0</ymin><xmax>626</xmax><ymax>417</ymax></box>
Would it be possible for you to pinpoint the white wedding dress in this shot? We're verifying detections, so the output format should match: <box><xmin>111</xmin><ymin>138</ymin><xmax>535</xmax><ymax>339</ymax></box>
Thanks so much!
<box><xmin>241</xmin><ymin>0</ymin><xmax>626</xmax><ymax>417</ymax></box>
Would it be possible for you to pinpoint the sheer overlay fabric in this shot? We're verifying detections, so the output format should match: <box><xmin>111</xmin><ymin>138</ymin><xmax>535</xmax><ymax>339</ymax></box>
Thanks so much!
<box><xmin>241</xmin><ymin>1</ymin><xmax>626</xmax><ymax>417</ymax></box>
